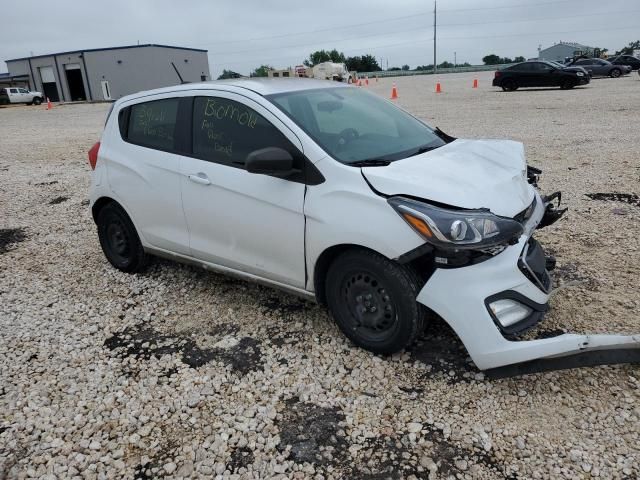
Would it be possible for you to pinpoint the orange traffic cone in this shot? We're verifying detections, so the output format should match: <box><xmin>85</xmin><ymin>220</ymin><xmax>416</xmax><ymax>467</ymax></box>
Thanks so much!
<box><xmin>358</xmin><ymin>79</ymin><xmax>362</xmax><ymax>87</ymax></box>
<box><xmin>46</xmin><ymin>97</ymin><xmax>53</xmax><ymax>110</ymax></box>
<box><xmin>390</xmin><ymin>83</ymin><xmax>398</xmax><ymax>99</ymax></box>
<box><xmin>473</xmin><ymin>78</ymin><xmax>478</xmax><ymax>88</ymax></box>
<box><xmin>435</xmin><ymin>82</ymin><xmax>442</xmax><ymax>93</ymax></box>
<box><xmin>365</xmin><ymin>76</ymin><xmax>369</xmax><ymax>86</ymax></box>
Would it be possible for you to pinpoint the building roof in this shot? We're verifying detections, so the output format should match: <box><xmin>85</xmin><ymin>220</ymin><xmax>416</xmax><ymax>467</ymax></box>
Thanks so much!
<box><xmin>0</xmin><ymin>72</ymin><xmax>29</xmax><ymax>79</ymax></box>
<box><xmin>541</xmin><ymin>41</ymin><xmax>593</xmax><ymax>52</ymax></box>
<box><xmin>6</xmin><ymin>44</ymin><xmax>207</xmax><ymax>62</ymax></box>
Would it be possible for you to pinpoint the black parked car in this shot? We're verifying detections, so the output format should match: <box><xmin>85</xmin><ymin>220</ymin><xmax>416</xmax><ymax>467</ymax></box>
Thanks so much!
<box><xmin>492</xmin><ymin>61</ymin><xmax>590</xmax><ymax>91</ymax></box>
<box><xmin>607</xmin><ymin>55</ymin><xmax>640</xmax><ymax>71</ymax></box>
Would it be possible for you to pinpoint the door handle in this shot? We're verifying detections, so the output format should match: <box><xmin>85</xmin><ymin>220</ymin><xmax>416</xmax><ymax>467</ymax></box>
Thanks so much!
<box><xmin>188</xmin><ymin>173</ymin><xmax>211</xmax><ymax>185</ymax></box>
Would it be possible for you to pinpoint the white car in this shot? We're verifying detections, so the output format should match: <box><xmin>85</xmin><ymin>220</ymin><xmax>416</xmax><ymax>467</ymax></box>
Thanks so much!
<box><xmin>88</xmin><ymin>78</ymin><xmax>639</xmax><ymax>374</ymax></box>
<box><xmin>0</xmin><ymin>87</ymin><xmax>44</xmax><ymax>105</ymax></box>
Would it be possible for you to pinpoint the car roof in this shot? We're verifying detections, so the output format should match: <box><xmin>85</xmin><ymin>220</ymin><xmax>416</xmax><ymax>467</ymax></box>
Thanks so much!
<box><xmin>120</xmin><ymin>78</ymin><xmax>348</xmax><ymax>103</ymax></box>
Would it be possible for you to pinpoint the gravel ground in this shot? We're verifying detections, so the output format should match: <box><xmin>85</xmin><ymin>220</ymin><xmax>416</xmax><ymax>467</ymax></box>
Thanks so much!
<box><xmin>1</xmin><ymin>71</ymin><xmax>639</xmax><ymax>479</ymax></box>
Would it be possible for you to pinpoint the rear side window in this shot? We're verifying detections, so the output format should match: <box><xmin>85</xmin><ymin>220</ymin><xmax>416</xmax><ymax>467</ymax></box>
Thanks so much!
<box><xmin>514</xmin><ymin>63</ymin><xmax>533</xmax><ymax>72</ymax></box>
<box><xmin>126</xmin><ymin>98</ymin><xmax>180</xmax><ymax>151</ymax></box>
<box><xmin>192</xmin><ymin>96</ymin><xmax>298</xmax><ymax>167</ymax></box>
<box><xmin>9</xmin><ymin>88</ymin><xmax>18</xmax><ymax>93</ymax></box>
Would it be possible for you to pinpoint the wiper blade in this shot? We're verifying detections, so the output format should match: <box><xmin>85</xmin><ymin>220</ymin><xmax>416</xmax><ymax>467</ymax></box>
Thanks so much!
<box><xmin>406</xmin><ymin>144</ymin><xmax>439</xmax><ymax>158</ymax></box>
<box><xmin>350</xmin><ymin>159</ymin><xmax>391</xmax><ymax>167</ymax></box>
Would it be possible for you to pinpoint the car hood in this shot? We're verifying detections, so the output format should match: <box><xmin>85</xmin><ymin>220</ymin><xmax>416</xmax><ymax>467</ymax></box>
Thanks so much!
<box><xmin>362</xmin><ymin>139</ymin><xmax>534</xmax><ymax>218</ymax></box>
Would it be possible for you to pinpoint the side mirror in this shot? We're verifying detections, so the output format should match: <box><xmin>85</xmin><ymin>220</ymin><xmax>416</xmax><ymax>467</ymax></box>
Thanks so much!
<box><xmin>245</xmin><ymin>147</ymin><xmax>294</xmax><ymax>177</ymax></box>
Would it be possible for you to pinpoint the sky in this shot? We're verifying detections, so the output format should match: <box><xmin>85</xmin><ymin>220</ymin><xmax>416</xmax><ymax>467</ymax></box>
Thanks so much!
<box><xmin>1</xmin><ymin>0</ymin><xmax>637</xmax><ymax>76</ymax></box>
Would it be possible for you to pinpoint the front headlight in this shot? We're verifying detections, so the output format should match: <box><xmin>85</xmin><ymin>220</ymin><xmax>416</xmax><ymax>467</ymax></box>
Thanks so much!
<box><xmin>576</xmin><ymin>72</ymin><xmax>584</xmax><ymax>77</ymax></box>
<box><xmin>388</xmin><ymin>196</ymin><xmax>523</xmax><ymax>250</ymax></box>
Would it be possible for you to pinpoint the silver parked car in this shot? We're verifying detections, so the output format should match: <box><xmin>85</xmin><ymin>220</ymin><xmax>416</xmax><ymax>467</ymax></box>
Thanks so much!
<box><xmin>567</xmin><ymin>58</ymin><xmax>630</xmax><ymax>78</ymax></box>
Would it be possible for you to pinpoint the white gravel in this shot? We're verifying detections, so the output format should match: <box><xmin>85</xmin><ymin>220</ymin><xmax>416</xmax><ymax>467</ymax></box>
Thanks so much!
<box><xmin>1</xmin><ymin>72</ymin><xmax>639</xmax><ymax>479</ymax></box>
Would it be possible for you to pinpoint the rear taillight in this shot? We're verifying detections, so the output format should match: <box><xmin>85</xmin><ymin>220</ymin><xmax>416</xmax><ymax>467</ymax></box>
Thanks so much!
<box><xmin>88</xmin><ymin>142</ymin><xmax>100</xmax><ymax>170</ymax></box>
<box><xmin>495</xmin><ymin>71</ymin><xmax>501</xmax><ymax>78</ymax></box>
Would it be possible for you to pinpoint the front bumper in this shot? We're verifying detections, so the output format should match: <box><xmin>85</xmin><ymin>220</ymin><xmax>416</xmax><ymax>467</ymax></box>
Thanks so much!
<box><xmin>415</xmin><ymin>191</ymin><xmax>640</xmax><ymax>372</ymax></box>
<box><xmin>577</xmin><ymin>76</ymin><xmax>590</xmax><ymax>85</ymax></box>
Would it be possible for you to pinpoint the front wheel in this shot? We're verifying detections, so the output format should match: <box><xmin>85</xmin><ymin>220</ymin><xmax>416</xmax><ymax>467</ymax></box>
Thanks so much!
<box><xmin>609</xmin><ymin>68</ymin><xmax>621</xmax><ymax>78</ymax></box>
<box><xmin>32</xmin><ymin>97</ymin><xmax>42</xmax><ymax>105</ymax></box>
<box><xmin>97</xmin><ymin>202</ymin><xmax>147</xmax><ymax>273</ymax></box>
<box><xmin>325</xmin><ymin>249</ymin><xmax>425</xmax><ymax>354</ymax></box>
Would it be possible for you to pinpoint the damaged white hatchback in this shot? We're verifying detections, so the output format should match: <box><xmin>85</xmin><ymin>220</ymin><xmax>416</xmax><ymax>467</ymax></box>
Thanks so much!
<box><xmin>88</xmin><ymin>78</ymin><xmax>639</xmax><ymax>375</ymax></box>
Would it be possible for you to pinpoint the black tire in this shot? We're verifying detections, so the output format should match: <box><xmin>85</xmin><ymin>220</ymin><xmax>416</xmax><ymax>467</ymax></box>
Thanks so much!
<box><xmin>97</xmin><ymin>202</ymin><xmax>147</xmax><ymax>273</ymax></box>
<box><xmin>325</xmin><ymin>249</ymin><xmax>425</xmax><ymax>354</ymax></box>
<box><xmin>32</xmin><ymin>97</ymin><xmax>42</xmax><ymax>105</ymax></box>
<box><xmin>501</xmin><ymin>79</ymin><xmax>518</xmax><ymax>92</ymax></box>
<box><xmin>609</xmin><ymin>68</ymin><xmax>621</xmax><ymax>78</ymax></box>
<box><xmin>560</xmin><ymin>79</ymin><xmax>575</xmax><ymax>90</ymax></box>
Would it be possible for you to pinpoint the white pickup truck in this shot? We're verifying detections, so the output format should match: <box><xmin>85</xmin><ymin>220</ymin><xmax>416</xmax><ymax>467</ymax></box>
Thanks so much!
<box><xmin>0</xmin><ymin>87</ymin><xmax>44</xmax><ymax>105</ymax></box>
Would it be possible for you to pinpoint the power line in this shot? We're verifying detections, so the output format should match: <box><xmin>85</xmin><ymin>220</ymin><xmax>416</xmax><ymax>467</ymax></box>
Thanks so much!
<box><xmin>195</xmin><ymin>0</ymin><xmax>586</xmax><ymax>48</ymax></box>
<box><xmin>208</xmin><ymin>8</ymin><xmax>637</xmax><ymax>58</ymax></box>
<box><xmin>212</xmin><ymin>24</ymin><xmax>637</xmax><ymax>67</ymax></box>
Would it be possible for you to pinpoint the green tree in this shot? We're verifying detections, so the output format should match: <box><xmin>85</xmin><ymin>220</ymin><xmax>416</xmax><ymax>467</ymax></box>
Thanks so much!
<box><xmin>217</xmin><ymin>69</ymin><xmax>241</xmax><ymax>80</ymax></box>
<box><xmin>388</xmin><ymin>67</ymin><xmax>401</xmax><ymax>71</ymax></box>
<box><xmin>303</xmin><ymin>49</ymin><xmax>346</xmax><ymax>66</ymax></box>
<box><xmin>250</xmin><ymin>65</ymin><xmax>273</xmax><ymax>77</ymax></box>
<box><xmin>438</xmin><ymin>60</ymin><xmax>454</xmax><ymax>69</ymax></box>
<box><xmin>344</xmin><ymin>54</ymin><xmax>381</xmax><ymax>72</ymax></box>
<box><xmin>401</xmin><ymin>64</ymin><xmax>410</xmax><ymax>71</ymax></box>
<box><xmin>614</xmin><ymin>40</ymin><xmax>639</xmax><ymax>55</ymax></box>
<box><xmin>513</xmin><ymin>56</ymin><xmax>526</xmax><ymax>63</ymax></box>
<box><xmin>482</xmin><ymin>54</ymin><xmax>501</xmax><ymax>65</ymax></box>
<box><xmin>483</xmin><ymin>54</ymin><xmax>516</xmax><ymax>65</ymax></box>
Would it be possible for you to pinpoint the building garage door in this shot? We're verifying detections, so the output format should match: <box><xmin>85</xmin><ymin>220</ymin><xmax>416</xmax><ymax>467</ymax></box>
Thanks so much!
<box><xmin>64</xmin><ymin>63</ymin><xmax>87</xmax><ymax>101</ymax></box>
<box><xmin>39</xmin><ymin>66</ymin><xmax>59</xmax><ymax>102</ymax></box>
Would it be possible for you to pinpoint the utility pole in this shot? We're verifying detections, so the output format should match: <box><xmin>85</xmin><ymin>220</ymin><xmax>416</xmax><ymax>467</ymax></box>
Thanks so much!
<box><xmin>454</xmin><ymin>51</ymin><xmax>457</xmax><ymax>70</ymax></box>
<box><xmin>433</xmin><ymin>0</ymin><xmax>437</xmax><ymax>74</ymax></box>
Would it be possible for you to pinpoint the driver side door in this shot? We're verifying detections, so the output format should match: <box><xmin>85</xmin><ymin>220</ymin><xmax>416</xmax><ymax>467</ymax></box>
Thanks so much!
<box><xmin>179</xmin><ymin>93</ymin><xmax>308</xmax><ymax>288</ymax></box>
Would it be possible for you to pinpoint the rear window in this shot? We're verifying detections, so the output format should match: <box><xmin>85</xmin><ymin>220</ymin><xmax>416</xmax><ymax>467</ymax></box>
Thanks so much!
<box><xmin>125</xmin><ymin>98</ymin><xmax>180</xmax><ymax>151</ymax></box>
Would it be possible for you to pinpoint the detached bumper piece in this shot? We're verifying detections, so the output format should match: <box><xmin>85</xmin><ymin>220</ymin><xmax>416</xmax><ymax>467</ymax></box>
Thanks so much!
<box><xmin>538</xmin><ymin>191</ymin><xmax>567</xmax><ymax>229</ymax></box>
<box><xmin>486</xmin><ymin>336</ymin><xmax>640</xmax><ymax>379</ymax></box>
<box><xmin>416</xmin><ymin>223</ymin><xmax>640</xmax><ymax>376</ymax></box>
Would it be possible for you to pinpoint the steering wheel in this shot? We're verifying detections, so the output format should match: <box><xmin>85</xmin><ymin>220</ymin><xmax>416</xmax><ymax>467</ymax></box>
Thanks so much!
<box><xmin>337</xmin><ymin>128</ymin><xmax>359</xmax><ymax>147</ymax></box>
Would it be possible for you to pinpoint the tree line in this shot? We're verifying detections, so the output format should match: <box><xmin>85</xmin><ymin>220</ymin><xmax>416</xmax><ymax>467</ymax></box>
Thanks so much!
<box><xmin>218</xmin><ymin>40</ymin><xmax>640</xmax><ymax>79</ymax></box>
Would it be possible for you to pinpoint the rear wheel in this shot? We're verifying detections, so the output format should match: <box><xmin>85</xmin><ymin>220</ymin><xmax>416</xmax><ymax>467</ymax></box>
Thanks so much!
<box><xmin>325</xmin><ymin>249</ymin><xmax>425</xmax><ymax>354</ymax></box>
<box><xmin>501</xmin><ymin>79</ymin><xmax>518</xmax><ymax>92</ymax></box>
<box><xmin>32</xmin><ymin>97</ymin><xmax>42</xmax><ymax>105</ymax></box>
<box><xmin>97</xmin><ymin>202</ymin><xmax>147</xmax><ymax>273</ymax></box>
<box><xmin>560</xmin><ymin>79</ymin><xmax>575</xmax><ymax>90</ymax></box>
<box><xmin>609</xmin><ymin>68</ymin><xmax>621</xmax><ymax>78</ymax></box>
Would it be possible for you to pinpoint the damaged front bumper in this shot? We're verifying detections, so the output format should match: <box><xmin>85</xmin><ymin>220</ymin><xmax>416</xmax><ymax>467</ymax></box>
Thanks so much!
<box><xmin>415</xmin><ymin>190</ymin><xmax>640</xmax><ymax>375</ymax></box>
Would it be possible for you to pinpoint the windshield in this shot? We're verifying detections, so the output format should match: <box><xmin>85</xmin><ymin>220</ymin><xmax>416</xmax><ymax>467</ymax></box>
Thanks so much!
<box><xmin>267</xmin><ymin>87</ymin><xmax>446</xmax><ymax>164</ymax></box>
